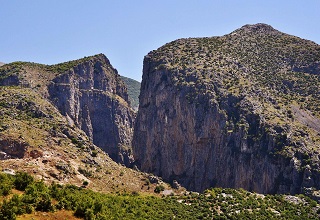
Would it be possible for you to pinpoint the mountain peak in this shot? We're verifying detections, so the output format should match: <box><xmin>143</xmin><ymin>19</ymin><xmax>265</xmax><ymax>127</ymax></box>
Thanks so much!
<box><xmin>231</xmin><ymin>23</ymin><xmax>280</xmax><ymax>35</ymax></box>
<box><xmin>46</xmin><ymin>53</ymin><xmax>113</xmax><ymax>74</ymax></box>
<box><xmin>88</xmin><ymin>53</ymin><xmax>108</xmax><ymax>61</ymax></box>
<box><xmin>72</xmin><ymin>53</ymin><xmax>108</xmax><ymax>64</ymax></box>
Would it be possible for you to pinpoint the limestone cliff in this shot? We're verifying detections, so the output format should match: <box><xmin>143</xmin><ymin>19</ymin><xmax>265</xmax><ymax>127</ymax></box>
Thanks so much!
<box><xmin>48</xmin><ymin>54</ymin><xmax>134</xmax><ymax>164</ymax></box>
<box><xmin>133</xmin><ymin>24</ymin><xmax>320</xmax><ymax>195</ymax></box>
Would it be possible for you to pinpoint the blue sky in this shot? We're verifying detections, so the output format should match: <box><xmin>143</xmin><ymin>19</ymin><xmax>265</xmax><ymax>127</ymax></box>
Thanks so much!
<box><xmin>0</xmin><ymin>1</ymin><xmax>319</xmax><ymax>81</ymax></box>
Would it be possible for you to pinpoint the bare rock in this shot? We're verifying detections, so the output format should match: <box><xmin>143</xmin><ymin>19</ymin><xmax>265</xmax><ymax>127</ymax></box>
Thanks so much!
<box><xmin>148</xmin><ymin>175</ymin><xmax>160</xmax><ymax>184</ymax></box>
<box><xmin>172</xmin><ymin>180</ymin><xmax>181</xmax><ymax>189</ymax></box>
<box><xmin>48</xmin><ymin>54</ymin><xmax>135</xmax><ymax>165</ymax></box>
<box><xmin>0</xmin><ymin>136</ymin><xmax>28</xmax><ymax>159</ymax></box>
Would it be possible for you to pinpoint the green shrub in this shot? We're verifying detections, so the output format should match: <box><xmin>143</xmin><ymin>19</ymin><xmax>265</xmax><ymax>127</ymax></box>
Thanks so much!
<box><xmin>1</xmin><ymin>171</ymin><xmax>320</xmax><ymax>219</ymax></box>
<box><xmin>83</xmin><ymin>181</ymin><xmax>89</xmax><ymax>186</ymax></box>
<box><xmin>22</xmin><ymin>181</ymin><xmax>53</xmax><ymax>212</ymax></box>
<box><xmin>0</xmin><ymin>173</ymin><xmax>14</xmax><ymax>196</ymax></box>
<box><xmin>91</xmin><ymin>150</ymin><xmax>98</xmax><ymax>157</ymax></box>
<box><xmin>154</xmin><ymin>185</ymin><xmax>165</xmax><ymax>193</ymax></box>
<box><xmin>14</xmin><ymin>172</ymin><xmax>34</xmax><ymax>191</ymax></box>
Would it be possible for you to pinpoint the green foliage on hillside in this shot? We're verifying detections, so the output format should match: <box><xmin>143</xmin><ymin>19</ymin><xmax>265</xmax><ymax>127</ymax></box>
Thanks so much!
<box><xmin>0</xmin><ymin>54</ymin><xmax>107</xmax><ymax>76</ymax></box>
<box><xmin>120</xmin><ymin>76</ymin><xmax>141</xmax><ymax>110</ymax></box>
<box><xmin>0</xmin><ymin>172</ymin><xmax>319</xmax><ymax>219</ymax></box>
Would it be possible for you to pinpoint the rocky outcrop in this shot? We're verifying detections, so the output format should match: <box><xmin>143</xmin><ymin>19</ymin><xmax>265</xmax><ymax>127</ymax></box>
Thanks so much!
<box><xmin>133</xmin><ymin>24</ymin><xmax>320</xmax><ymax>194</ymax></box>
<box><xmin>0</xmin><ymin>75</ymin><xmax>20</xmax><ymax>86</ymax></box>
<box><xmin>49</xmin><ymin>54</ymin><xmax>135</xmax><ymax>165</ymax></box>
<box><xmin>0</xmin><ymin>136</ymin><xmax>28</xmax><ymax>159</ymax></box>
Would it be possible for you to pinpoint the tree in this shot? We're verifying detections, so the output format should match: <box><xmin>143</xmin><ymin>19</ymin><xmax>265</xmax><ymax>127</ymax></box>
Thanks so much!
<box><xmin>14</xmin><ymin>172</ymin><xmax>34</xmax><ymax>191</ymax></box>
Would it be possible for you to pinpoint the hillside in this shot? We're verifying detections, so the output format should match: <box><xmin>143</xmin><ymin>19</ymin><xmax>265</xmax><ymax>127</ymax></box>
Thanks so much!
<box><xmin>0</xmin><ymin>85</ymin><xmax>173</xmax><ymax>195</ymax></box>
<box><xmin>120</xmin><ymin>76</ymin><xmax>141</xmax><ymax>111</ymax></box>
<box><xmin>0</xmin><ymin>62</ymin><xmax>4</xmax><ymax>66</ymax></box>
<box><xmin>0</xmin><ymin>54</ymin><xmax>135</xmax><ymax>165</ymax></box>
<box><xmin>133</xmin><ymin>23</ymin><xmax>320</xmax><ymax>197</ymax></box>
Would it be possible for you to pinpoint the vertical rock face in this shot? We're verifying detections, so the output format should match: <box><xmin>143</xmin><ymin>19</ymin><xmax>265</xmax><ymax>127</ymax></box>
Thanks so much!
<box><xmin>133</xmin><ymin>57</ymin><xmax>285</xmax><ymax>193</ymax></box>
<box><xmin>133</xmin><ymin>24</ymin><xmax>320</xmax><ymax>194</ymax></box>
<box><xmin>49</xmin><ymin>54</ymin><xmax>134</xmax><ymax>164</ymax></box>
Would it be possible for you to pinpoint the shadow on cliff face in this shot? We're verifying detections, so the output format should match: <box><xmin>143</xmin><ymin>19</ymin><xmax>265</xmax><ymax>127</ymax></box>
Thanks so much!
<box><xmin>0</xmin><ymin>136</ymin><xmax>28</xmax><ymax>159</ymax></box>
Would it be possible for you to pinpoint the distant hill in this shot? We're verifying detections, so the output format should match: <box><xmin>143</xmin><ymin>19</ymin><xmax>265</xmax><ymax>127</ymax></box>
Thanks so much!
<box><xmin>0</xmin><ymin>62</ymin><xmax>4</xmax><ymax>66</ymax></box>
<box><xmin>121</xmin><ymin>76</ymin><xmax>141</xmax><ymax>111</ymax></box>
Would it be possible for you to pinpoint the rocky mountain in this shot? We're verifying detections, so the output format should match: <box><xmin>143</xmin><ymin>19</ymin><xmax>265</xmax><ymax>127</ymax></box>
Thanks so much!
<box><xmin>121</xmin><ymin>76</ymin><xmax>141</xmax><ymax>111</ymax></box>
<box><xmin>48</xmin><ymin>54</ymin><xmax>135</xmax><ymax>165</ymax></box>
<box><xmin>133</xmin><ymin>23</ymin><xmax>320</xmax><ymax>197</ymax></box>
<box><xmin>0</xmin><ymin>54</ymin><xmax>135</xmax><ymax>165</ymax></box>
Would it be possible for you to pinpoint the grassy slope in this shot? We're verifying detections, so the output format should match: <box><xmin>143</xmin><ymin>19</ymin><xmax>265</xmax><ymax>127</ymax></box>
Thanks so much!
<box><xmin>18</xmin><ymin>210</ymin><xmax>81</xmax><ymax>220</ymax></box>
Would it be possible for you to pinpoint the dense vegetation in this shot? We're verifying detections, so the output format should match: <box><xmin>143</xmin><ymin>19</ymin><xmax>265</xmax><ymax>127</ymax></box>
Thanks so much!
<box><xmin>120</xmin><ymin>76</ymin><xmax>141</xmax><ymax>110</ymax></box>
<box><xmin>0</xmin><ymin>172</ymin><xmax>319</xmax><ymax>219</ymax></box>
